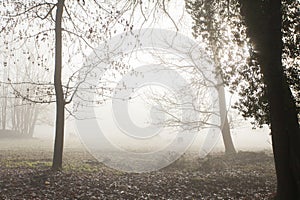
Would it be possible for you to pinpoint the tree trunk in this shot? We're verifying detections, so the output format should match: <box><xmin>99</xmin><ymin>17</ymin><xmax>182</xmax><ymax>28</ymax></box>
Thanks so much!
<box><xmin>1</xmin><ymin>95</ymin><xmax>7</xmax><ymax>130</ymax></box>
<box><xmin>27</xmin><ymin>105</ymin><xmax>38</xmax><ymax>138</ymax></box>
<box><xmin>52</xmin><ymin>0</ymin><xmax>65</xmax><ymax>171</ymax></box>
<box><xmin>239</xmin><ymin>0</ymin><xmax>300</xmax><ymax>198</ymax></box>
<box><xmin>203</xmin><ymin>1</ymin><xmax>237</xmax><ymax>155</ymax></box>
<box><xmin>1</xmin><ymin>68</ymin><xmax>7</xmax><ymax>130</ymax></box>
<box><xmin>217</xmin><ymin>82</ymin><xmax>236</xmax><ymax>155</ymax></box>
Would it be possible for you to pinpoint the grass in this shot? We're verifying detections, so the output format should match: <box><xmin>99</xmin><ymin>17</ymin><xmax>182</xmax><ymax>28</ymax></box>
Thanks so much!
<box><xmin>0</xmin><ymin>140</ymin><xmax>276</xmax><ymax>199</ymax></box>
<box><xmin>1</xmin><ymin>160</ymin><xmax>52</xmax><ymax>168</ymax></box>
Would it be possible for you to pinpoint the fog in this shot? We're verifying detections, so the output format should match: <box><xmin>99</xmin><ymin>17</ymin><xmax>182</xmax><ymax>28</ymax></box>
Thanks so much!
<box><xmin>4</xmin><ymin>0</ymin><xmax>297</xmax><ymax>198</ymax></box>
<box><xmin>32</xmin><ymin>99</ymin><xmax>272</xmax><ymax>154</ymax></box>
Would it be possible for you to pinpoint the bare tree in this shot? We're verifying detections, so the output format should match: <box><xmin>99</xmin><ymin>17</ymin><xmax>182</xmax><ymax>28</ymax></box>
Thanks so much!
<box><xmin>1</xmin><ymin>0</ymin><xmax>216</xmax><ymax>169</ymax></box>
<box><xmin>1</xmin><ymin>0</ymin><xmax>122</xmax><ymax>169</ymax></box>
<box><xmin>0</xmin><ymin>47</ymin><xmax>47</xmax><ymax>137</ymax></box>
<box><xmin>1</xmin><ymin>0</ymin><xmax>151</xmax><ymax>169</ymax></box>
<box><xmin>142</xmin><ymin>40</ymin><xmax>236</xmax><ymax>155</ymax></box>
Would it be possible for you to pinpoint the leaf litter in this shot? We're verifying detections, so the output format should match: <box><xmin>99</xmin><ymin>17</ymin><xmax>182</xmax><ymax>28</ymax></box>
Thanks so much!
<box><xmin>0</xmin><ymin>148</ymin><xmax>276</xmax><ymax>200</ymax></box>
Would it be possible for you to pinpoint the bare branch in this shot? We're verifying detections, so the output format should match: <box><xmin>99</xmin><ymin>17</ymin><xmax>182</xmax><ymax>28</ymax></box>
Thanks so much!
<box><xmin>8</xmin><ymin>2</ymin><xmax>55</xmax><ymax>18</ymax></box>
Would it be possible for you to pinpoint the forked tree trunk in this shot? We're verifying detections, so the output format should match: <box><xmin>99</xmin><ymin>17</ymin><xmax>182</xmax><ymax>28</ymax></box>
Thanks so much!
<box><xmin>239</xmin><ymin>0</ymin><xmax>300</xmax><ymax>198</ymax></box>
<box><xmin>52</xmin><ymin>0</ymin><xmax>65</xmax><ymax>170</ymax></box>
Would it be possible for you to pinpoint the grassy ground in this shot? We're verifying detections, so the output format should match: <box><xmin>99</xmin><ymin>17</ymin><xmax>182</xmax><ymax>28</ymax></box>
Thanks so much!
<box><xmin>0</xmin><ymin>138</ymin><xmax>276</xmax><ymax>199</ymax></box>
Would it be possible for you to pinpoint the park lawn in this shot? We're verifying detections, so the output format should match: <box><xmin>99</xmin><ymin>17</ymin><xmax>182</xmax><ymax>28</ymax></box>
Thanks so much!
<box><xmin>0</xmin><ymin>138</ymin><xmax>276</xmax><ymax>199</ymax></box>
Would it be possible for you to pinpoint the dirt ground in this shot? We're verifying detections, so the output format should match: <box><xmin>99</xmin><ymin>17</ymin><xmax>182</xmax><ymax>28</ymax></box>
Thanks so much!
<box><xmin>0</xmin><ymin>138</ymin><xmax>276</xmax><ymax>199</ymax></box>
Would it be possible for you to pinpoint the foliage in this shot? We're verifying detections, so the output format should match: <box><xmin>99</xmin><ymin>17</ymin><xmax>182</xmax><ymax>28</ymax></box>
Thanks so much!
<box><xmin>186</xmin><ymin>0</ymin><xmax>299</xmax><ymax>127</ymax></box>
<box><xmin>282</xmin><ymin>0</ymin><xmax>300</xmax><ymax>116</ymax></box>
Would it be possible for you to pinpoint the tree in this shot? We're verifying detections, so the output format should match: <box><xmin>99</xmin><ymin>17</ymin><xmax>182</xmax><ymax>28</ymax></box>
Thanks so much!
<box><xmin>236</xmin><ymin>0</ymin><xmax>300</xmax><ymax>198</ymax></box>
<box><xmin>143</xmin><ymin>48</ymin><xmax>236</xmax><ymax>155</ymax></box>
<box><xmin>0</xmin><ymin>49</ymin><xmax>45</xmax><ymax>137</ymax></box>
<box><xmin>185</xmin><ymin>0</ymin><xmax>299</xmax><ymax>197</ymax></box>
<box><xmin>186</xmin><ymin>0</ymin><xmax>243</xmax><ymax>154</ymax></box>
<box><xmin>0</xmin><ymin>65</ymin><xmax>8</xmax><ymax>131</ymax></box>
<box><xmin>52</xmin><ymin>0</ymin><xmax>65</xmax><ymax>170</ymax></box>
<box><xmin>185</xmin><ymin>0</ymin><xmax>299</xmax><ymax>129</ymax></box>
<box><xmin>1</xmin><ymin>0</ymin><xmax>133</xmax><ymax>170</ymax></box>
<box><xmin>227</xmin><ymin>0</ymin><xmax>300</xmax><ymax>127</ymax></box>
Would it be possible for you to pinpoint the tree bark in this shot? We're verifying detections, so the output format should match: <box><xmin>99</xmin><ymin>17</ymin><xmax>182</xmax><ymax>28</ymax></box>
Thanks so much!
<box><xmin>239</xmin><ymin>0</ymin><xmax>300</xmax><ymax>198</ymax></box>
<box><xmin>52</xmin><ymin>0</ymin><xmax>65</xmax><ymax>171</ymax></box>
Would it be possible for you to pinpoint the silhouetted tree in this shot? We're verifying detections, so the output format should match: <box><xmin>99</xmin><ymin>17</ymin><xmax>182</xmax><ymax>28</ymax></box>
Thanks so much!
<box><xmin>1</xmin><ymin>0</ymin><xmax>132</xmax><ymax>170</ymax></box>
<box><xmin>237</xmin><ymin>0</ymin><xmax>300</xmax><ymax>198</ymax></box>
<box><xmin>186</xmin><ymin>0</ymin><xmax>299</xmax><ymax>197</ymax></box>
<box><xmin>231</xmin><ymin>0</ymin><xmax>300</xmax><ymax>127</ymax></box>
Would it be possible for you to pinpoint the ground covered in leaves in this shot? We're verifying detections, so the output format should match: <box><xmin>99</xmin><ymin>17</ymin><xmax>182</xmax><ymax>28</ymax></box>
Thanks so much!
<box><xmin>0</xmin><ymin>139</ymin><xmax>276</xmax><ymax>199</ymax></box>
